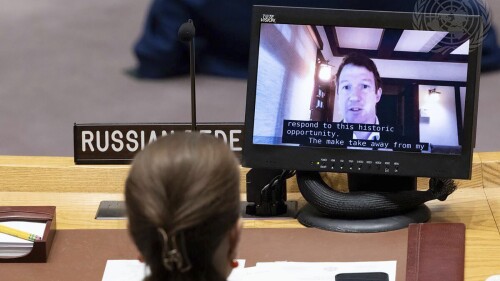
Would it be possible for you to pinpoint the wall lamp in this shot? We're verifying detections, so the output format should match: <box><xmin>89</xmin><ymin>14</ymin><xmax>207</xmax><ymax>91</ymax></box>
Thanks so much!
<box><xmin>318</xmin><ymin>63</ymin><xmax>333</xmax><ymax>83</ymax></box>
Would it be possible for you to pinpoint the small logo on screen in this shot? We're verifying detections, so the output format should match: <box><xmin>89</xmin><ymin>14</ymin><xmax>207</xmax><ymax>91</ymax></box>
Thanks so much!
<box><xmin>261</xmin><ymin>14</ymin><xmax>276</xmax><ymax>23</ymax></box>
<box><xmin>413</xmin><ymin>0</ymin><xmax>491</xmax><ymax>54</ymax></box>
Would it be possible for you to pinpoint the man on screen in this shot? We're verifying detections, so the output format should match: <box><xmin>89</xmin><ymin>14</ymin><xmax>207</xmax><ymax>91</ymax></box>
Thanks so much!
<box><xmin>336</xmin><ymin>53</ymin><xmax>383</xmax><ymax>140</ymax></box>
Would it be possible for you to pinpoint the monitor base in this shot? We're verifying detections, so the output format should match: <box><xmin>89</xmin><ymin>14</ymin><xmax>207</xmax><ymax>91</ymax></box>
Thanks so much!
<box><xmin>297</xmin><ymin>203</ymin><xmax>430</xmax><ymax>233</ymax></box>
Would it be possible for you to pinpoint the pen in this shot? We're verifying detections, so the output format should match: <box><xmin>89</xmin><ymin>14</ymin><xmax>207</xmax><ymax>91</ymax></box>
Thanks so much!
<box><xmin>0</xmin><ymin>224</ymin><xmax>42</xmax><ymax>242</ymax></box>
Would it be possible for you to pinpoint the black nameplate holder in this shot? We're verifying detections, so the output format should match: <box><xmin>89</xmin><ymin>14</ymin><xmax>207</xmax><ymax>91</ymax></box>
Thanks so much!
<box><xmin>74</xmin><ymin>123</ymin><xmax>244</xmax><ymax>164</ymax></box>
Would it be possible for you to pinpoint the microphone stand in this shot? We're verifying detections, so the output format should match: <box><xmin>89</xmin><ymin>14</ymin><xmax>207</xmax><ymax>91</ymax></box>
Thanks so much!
<box><xmin>189</xmin><ymin>37</ymin><xmax>196</xmax><ymax>132</ymax></box>
<box><xmin>178</xmin><ymin>19</ymin><xmax>197</xmax><ymax>132</ymax></box>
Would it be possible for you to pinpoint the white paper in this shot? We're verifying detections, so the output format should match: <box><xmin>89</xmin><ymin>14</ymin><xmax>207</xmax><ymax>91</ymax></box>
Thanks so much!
<box><xmin>228</xmin><ymin>261</ymin><xmax>397</xmax><ymax>281</ymax></box>
<box><xmin>102</xmin><ymin>259</ymin><xmax>245</xmax><ymax>281</ymax></box>
<box><xmin>101</xmin><ymin>259</ymin><xmax>396</xmax><ymax>281</ymax></box>
<box><xmin>0</xmin><ymin>221</ymin><xmax>46</xmax><ymax>245</ymax></box>
<box><xmin>0</xmin><ymin>221</ymin><xmax>47</xmax><ymax>258</ymax></box>
<box><xmin>102</xmin><ymin>260</ymin><xmax>150</xmax><ymax>281</ymax></box>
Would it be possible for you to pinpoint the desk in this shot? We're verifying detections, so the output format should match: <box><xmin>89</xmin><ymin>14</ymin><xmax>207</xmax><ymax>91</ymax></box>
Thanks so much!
<box><xmin>0</xmin><ymin>228</ymin><xmax>409</xmax><ymax>281</ymax></box>
<box><xmin>1</xmin><ymin>153</ymin><xmax>500</xmax><ymax>280</ymax></box>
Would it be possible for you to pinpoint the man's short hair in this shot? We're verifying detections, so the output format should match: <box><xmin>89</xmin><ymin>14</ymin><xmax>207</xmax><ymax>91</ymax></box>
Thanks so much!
<box><xmin>335</xmin><ymin>53</ymin><xmax>382</xmax><ymax>92</ymax></box>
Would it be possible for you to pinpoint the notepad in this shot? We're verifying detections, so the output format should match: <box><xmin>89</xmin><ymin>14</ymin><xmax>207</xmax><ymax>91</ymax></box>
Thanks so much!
<box><xmin>0</xmin><ymin>221</ymin><xmax>47</xmax><ymax>258</ymax></box>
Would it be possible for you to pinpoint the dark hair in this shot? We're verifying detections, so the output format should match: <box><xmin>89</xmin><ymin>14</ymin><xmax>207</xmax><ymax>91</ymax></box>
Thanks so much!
<box><xmin>125</xmin><ymin>132</ymin><xmax>240</xmax><ymax>281</ymax></box>
<box><xmin>335</xmin><ymin>53</ymin><xmax>382</xmax><ymax>92</ymax></box>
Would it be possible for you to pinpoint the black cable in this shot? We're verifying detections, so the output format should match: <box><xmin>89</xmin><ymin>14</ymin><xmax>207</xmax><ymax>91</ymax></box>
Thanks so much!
<box><xmin>260</xmin><ymin>170</ymin><xmax>295</xmax><ymax>198</ymax></box>
<box><xmin>296</xmin><ymin>171</ymin><xmax>457</xmax><ymax>219</ymax></box>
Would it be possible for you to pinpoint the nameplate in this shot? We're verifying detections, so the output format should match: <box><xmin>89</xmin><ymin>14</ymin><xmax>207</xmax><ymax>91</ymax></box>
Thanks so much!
<box><xmin>73</xmin><ymin>123</ymin><xmax>244</xmax><ymax>164</ymax></box>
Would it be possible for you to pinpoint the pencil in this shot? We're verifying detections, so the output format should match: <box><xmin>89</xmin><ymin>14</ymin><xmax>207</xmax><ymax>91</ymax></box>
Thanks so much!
<box><xmin>0</xmin><ymin>224</ymin><xmax>42</xmax><ymax>242</ymax></box>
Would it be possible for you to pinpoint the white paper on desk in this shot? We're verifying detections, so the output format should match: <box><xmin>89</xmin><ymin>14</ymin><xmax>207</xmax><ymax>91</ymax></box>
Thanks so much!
<box><xmin>229</xmin><ymin>261</ymin><xmax>397</xmax><ymax>281</ymax></box>
<box><xmin>228</xmin><ymin>265</ymin><xmax>298</xmax><ymax>281</ymax></box>
<box><xmin>103</xmin><ymin>259</ymin><xmax>245</xmax><ymax>281</ymax></box>
<box><xmin>101</xmin><ymin>260</ymin><xmax>149</xmax><ymax>281</ymax></box>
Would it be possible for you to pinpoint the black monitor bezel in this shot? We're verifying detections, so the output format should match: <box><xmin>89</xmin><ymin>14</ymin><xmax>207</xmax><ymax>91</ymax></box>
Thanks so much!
<box><xmin>243</xmin><ymin>5</ymin><xmax>482</xmax><ymax>179</ymax></box>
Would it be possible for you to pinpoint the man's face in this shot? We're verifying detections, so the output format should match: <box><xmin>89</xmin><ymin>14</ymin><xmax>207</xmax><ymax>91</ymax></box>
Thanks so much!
<box><xmin>337</xmin><ymin>64</ymin><xmax>382</xmax><ymax>124</ymax></box>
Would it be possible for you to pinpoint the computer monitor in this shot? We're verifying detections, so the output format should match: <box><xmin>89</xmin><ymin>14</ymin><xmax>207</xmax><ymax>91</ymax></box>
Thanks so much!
<box><xmin>242</xmin><ymin>6</ymin><xmax>482</xmax><ymax>231</ymax></box>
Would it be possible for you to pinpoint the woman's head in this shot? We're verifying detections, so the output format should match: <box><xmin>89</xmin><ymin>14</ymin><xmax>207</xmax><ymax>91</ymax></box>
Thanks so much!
<box><xmin>125</xmin><ymin>132</ymin><xmax>241</xmax><ymax>281</ymax></box>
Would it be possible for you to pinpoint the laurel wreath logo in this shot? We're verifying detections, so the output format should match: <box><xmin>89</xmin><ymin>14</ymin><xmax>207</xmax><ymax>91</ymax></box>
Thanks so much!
<box><xmin>413</xmin><ymin>0</ymin><xmax>491</xmax><ymax>54</ymax></box>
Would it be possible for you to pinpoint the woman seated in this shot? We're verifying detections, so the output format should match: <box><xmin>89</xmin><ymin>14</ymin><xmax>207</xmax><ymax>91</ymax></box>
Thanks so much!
<box><xmin>125</xmin><ymin>132</ymin><xmax>242</xmax><ymax>281</ymax></box>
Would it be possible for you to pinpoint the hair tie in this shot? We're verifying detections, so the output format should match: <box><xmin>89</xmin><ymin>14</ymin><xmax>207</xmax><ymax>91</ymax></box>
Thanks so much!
<box><xmin>157</xmin><ymin>228</ymin><xmax>192</xmax><ymax>272</ymax></box>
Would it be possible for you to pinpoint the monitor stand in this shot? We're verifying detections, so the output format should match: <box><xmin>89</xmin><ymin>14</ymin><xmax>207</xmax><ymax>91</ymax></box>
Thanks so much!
<box><xmin>295</xmin><ymin>172</ymin><xmax>453</xmax><ymax>233</ymax></box>
<box><xmin>298</xmin><ymin>203</ymin><xmax>430</xmax><ymax>232</ymax></box>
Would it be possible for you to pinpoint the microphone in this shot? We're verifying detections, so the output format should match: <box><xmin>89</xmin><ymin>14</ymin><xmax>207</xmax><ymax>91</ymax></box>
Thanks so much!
<box><xmin>178</xmin><ymin>19</ymin><xmax>195</xmax><ymax>42</ymax></box>
<box><xmin>178</xmin><ymin>19</ymin><xmax>197</xmax><ymax>132</ymax></box>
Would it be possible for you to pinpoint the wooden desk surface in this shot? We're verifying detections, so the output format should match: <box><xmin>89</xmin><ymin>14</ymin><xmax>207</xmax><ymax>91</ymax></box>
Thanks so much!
<box><xmin>1</xmin><ymin>153</ymin><xmax>500</xmax><ymax>280</ymax></box>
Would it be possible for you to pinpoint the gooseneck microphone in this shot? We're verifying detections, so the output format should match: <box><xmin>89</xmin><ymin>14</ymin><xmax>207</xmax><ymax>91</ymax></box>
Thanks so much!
<box><xmin>178</xmin><ymin>19</ymin><xmax>197</xmax><ymax>132</ymax></box>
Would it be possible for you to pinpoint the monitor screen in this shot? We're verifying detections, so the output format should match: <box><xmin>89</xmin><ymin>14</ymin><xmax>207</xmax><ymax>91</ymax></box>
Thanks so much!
<box><xmin>243</xmin><ymin>6</ymin><xmax>482</xmax><ymax>179</ymax></box>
